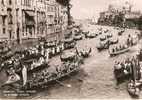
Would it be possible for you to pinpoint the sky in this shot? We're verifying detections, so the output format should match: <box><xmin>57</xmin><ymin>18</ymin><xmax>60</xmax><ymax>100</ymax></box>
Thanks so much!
<box><xmin>70</xmin><ymin>0</ymin><xmax>142</xmax><ymax>20</ymax></box>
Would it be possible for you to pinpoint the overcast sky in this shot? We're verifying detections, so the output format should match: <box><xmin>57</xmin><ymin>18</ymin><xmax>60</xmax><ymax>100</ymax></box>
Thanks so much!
<box><xmin>70</xmin><ymin>0</ymin><xmax>142</xmax><ymax>20</ymax></box>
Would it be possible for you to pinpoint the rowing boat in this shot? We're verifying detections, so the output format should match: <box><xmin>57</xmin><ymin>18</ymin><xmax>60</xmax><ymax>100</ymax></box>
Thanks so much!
<box><xmin>109</xmin><ymin>47</ymin><xmax>129</xmax><ymax>57</ymax></box>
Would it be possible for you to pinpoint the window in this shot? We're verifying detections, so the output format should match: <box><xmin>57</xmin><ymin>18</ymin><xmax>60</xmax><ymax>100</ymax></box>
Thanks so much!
<box><xmin>9</xmin><ymin>0</ymin><xmax>12</xmax><ymax>5</ymax></box>
<box><xmin>2</xmin><ymin>16</ymin><xmax>6</xmax><ymax>25</ymax></box>
<box><xmin>1</xmin><ymin>0</ymin><xmax>4</xmax><ymax>5</ymax></box>
<box><xmin>8</xmin><ymin>14</ymin><xmax>13</xmax><ymax>24</ymax></box>
<box><xmin>3</xmin><ymin>28</ymin><xmax>5</xmax><ymax>34</ymax></box>
<box><xmin>16</xmin><ymin>9</ymin><xmax>19</xmax><ymax>16</ymax></box>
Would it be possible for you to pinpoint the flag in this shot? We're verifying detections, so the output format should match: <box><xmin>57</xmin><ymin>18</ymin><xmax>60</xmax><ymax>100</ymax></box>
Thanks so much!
<box><xmin>5</xmin><ymin>73</ymin><xmax>20</xmax><ymax>85</ymax></box>
<box><xmin>22</xmin><ymin>65</ymin><xmax>27</xmax><ymax>86</ymax></box>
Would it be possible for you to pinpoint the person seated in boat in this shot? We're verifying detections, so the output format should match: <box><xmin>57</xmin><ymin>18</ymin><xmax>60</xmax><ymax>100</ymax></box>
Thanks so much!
<box><xmin>121</xmin><ymin>44</ymin><xmax>124</xmax><ymax>49</ymax></box>
<box><xmin>38</xmin><ymin>56</ymin><xmax>45</xmax><ymax>65</ymax></box>
<box><xmin>7</xmin><ymin>67</ymin><xmax>15</xmax><ymax>76</ymax></box>
<box><xmin>43</xmin><ymin>68</ymin><xmax>49</xmax><ymax>76</ymax></box>
<box><xmin>34</xmin><ymin>47</ymin><xmax>38</xmax><ymax>54</ymax></box>
<box><xmin>44</xmin><ymin>49</ymin><xmax>49</xmax><ymax>63</ymax></box>
<box><xmin>114</xmin><ymin>61</ymin><xmax>122</xmax><ymax>70</ymax></box>
<box><xmin>127</xmin><ymin>38</ymin><xmax>130</xmax><ymax>46</ymax></box>
<box><xmin>123</xmin><ymin>62</ymin><xmax>131</xmax><ymax>75</ymax></box>
<box><xmin>40</xmin><ymin>46</ymin><xmax>45</xmax><ymax>56</ymax></box>
<box><xmin>51</xmin><ymin>47</ymin><xmax>55</xmax><ymax>55</ymax></box>
<box><xmin>55</xmin><ymin>65</ymin><xmax>63</xmax><ymax>77</ymax></box>
<box><xmin>56</xmin><ymin>45</ymin><xmax>60</xmax><ymax>53</ymax></box>
<box><xmin>112</xmin><ymin>48</ymin><xmax>115</xmax><ymax>53</ymax></box>
<box><xmin>114</xmin><ymin>61</ymin><xmax>118</xmax><ymax>69</ymax></box>
<box><xmin>115</xmin><ymin>46</ymin><xmax>119</xmax><ymax>52</ymax></box>
<box><xmin>31</xmin><ymin>60</ymin><xmax>37</xmax><ymax>70</ymax></box>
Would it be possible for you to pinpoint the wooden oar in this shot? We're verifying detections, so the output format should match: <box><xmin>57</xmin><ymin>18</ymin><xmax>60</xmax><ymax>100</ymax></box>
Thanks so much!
<box><xmin>67</xmin><ymin>74</ymin><xmax>83</xmax><ymax>82</ymax></box>
<box><xmin>55</xmin><ymin>80</ymin><xmax>72</xmax><ymax>88</ymax></box>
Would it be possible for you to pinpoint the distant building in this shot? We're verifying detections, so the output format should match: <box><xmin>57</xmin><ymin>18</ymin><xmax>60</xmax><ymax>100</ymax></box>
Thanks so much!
<box><xmin>124</xmin><ymin>11</ymin><xmax>142</xmax><ymax>28</ymax></box>
<box><xmin>97</xmin><ymin>1</ymin><xmax>141</xmax><ymax>28</ymax></box>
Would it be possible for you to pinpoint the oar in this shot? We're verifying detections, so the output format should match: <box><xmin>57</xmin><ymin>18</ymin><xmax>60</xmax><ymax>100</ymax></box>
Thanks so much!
<box><xmin>67</xmin><ymin>74</ymin><xmax>83</xmax><ymax>82</ymax></box>
<box><xmin>55</xmin><ymin>80</ymin><xmax>72</xmax><ymax>88</ymax></box>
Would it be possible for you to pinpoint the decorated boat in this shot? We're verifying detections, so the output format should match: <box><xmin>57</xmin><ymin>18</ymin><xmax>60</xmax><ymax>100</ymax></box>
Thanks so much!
<box><xmin>24</xmin><ymin>51</ymin><xmax>82</xmax><ymax>89</ymax></box>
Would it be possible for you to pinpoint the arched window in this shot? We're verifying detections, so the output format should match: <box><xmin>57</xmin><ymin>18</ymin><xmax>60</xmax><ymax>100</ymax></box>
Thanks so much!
<box><xmin>1</xmin><ymin>0</ymin><xmax>4</xmax><ymax>5</ymax></box>
<box><xmin>9</xmin><ymin>0</ymin><xmax>12</xmax><ymax>5</ymax></box>
<box><xmin>9</xmin><ymin>14</ymin><xmax>13</xmax><ymax>24</ymax></box>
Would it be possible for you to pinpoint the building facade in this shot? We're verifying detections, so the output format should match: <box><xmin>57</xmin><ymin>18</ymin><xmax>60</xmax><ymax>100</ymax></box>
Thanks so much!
<box><xmin>0</xmin><ymin>0</ymin><xmax>69</xmax><ymax>44</ymax></box>
<box><xmin>0</xmin><ymin>0</ymin><xmax>17</xmax><ymax>42</ymax></box>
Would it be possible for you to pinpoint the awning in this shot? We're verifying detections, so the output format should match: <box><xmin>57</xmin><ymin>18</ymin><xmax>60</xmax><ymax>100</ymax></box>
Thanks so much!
<box><xmin>25</xmin><ymin>11</ymin><xmax>35</xmax><ymax>17</ymax></box>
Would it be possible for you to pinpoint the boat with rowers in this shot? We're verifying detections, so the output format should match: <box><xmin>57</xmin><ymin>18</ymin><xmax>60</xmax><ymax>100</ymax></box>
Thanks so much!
<box><xmin>109</xmin><ymin>44</ymin><xmax>129</xmax><ymax>57</ymax></box>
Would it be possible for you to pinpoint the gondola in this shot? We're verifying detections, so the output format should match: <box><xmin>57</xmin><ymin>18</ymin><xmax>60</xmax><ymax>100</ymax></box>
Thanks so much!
<box><xmin>109</xmin><ymin>47</ymin><xmax>130</xmax><ymax>57</ymax></box>
<box><xmin>64</xmin><ymin>38</ymin><xmax>76</xmax><ymax>49</ymax></box>
<box><xmin>96</xmin><ymin>40</ymin><xmax>109</xmax><ymax>51</ymax></box>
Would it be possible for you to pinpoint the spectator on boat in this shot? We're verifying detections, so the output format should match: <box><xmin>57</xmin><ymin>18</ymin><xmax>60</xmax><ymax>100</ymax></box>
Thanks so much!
<box><xmin>114</xmin><ymin>61</ymin><xmax>122</xmax><ymax>70</ymax></box>
<box><xmin>31</xmin><ymin>60</ymin><xmax>37</xmax><ymax>70</ymax></box>
<box><xmin>119</xmin><ymin>45</ymin><xmax>122</xmax><ymax>50</ymax></box>
<box><xmin>45</xmin><ymin>49</ymin><xmax>49</xmax><ymax>63</ymax></box>
<box><xmin>38</xmin><ymin>56</ymin><xmax>45</xmax><ymax>65</ymax></box>
<box><xmin>56</xmin><ymin>45</ymin><xmax>60</xmax><ymax>53</ymax></box>
<box><xmin>115</xmin><ymin>46</ymin><xmax>119</xmax><ymax>52</ymax></box>
<box><xmin>111</xmin><ymin>48</ymin><xmax>115</xmax><ymax>53</ymax></box>
<box><xmin>51</xmin><ymin>47</ymin><xmax>55</xmax><ymax>55</ymax></box>
<box><xmin>127</xmin><ymin>38</ymin><xmax>130</xmax><ymax>46</ymax></box>
<box><xmin>114</xmin><ymin>61</ymin><xmax>119</xmax><ymax>69</ymax></box>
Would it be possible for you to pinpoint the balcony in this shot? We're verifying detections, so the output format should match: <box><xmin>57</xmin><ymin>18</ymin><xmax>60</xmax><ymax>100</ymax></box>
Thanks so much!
<box><xmin>22</xmin><ymin>6</ymin><xmax>35</xmax><ymax>11</ymax></box>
